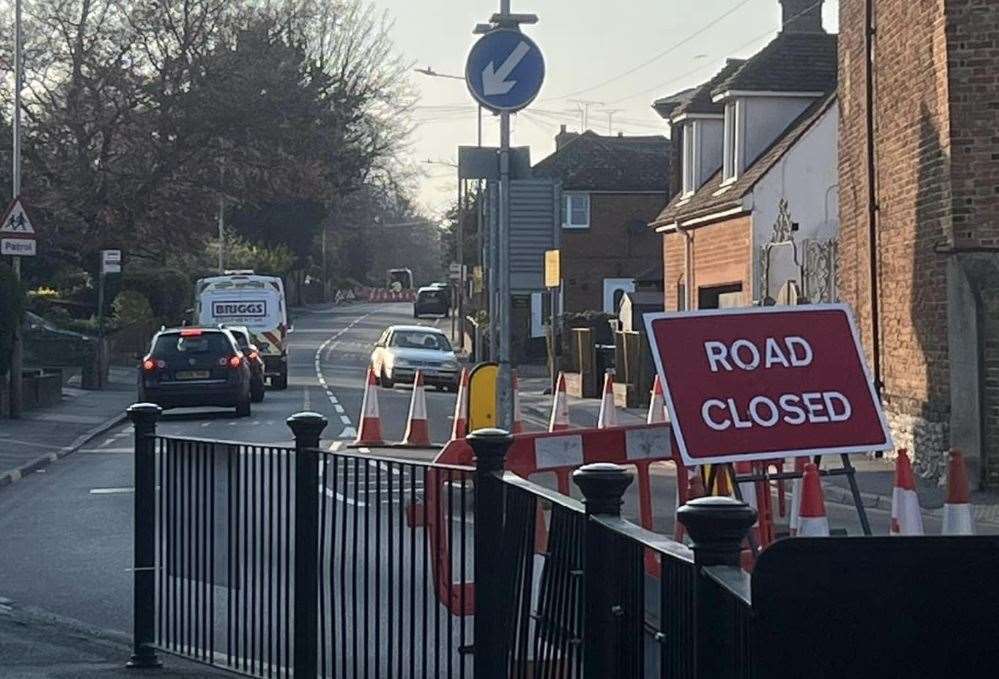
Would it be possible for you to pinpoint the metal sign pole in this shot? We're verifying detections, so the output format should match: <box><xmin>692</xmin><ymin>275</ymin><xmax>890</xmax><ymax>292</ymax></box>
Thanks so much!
<box><xmin>497</xmin><ymin>111</ymin><xmax>512</xmax><ymax>430</ymax></box>
<box><xmin>9</xmin><ymin>0</ymin><xmax>24</xmax><ymax>418</ymax></box>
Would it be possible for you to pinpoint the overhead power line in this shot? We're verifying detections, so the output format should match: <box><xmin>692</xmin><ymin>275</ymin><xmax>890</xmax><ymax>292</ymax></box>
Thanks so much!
<box><xmin>538</xmin><ymin>0</ymin><xmax>754</xmax><ymax>103</ymax></box>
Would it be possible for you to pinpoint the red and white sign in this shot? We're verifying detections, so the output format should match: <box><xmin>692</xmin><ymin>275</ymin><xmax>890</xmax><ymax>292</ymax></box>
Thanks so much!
<box><xmin>644</xmin><ymin>304</ymin><xmax>892</xmax><ymax>465</ymax></box>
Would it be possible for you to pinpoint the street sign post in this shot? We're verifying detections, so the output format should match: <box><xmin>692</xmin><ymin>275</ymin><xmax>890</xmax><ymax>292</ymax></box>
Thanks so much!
<box><xmin>645</xmin><ymin>304</ymin><xmax>892</xmax><ymax>466</ymax></box>
<box><xmin>466</xmin><ymin>4</ymin><xmax>545</xmax><ymax>432</ymax></box>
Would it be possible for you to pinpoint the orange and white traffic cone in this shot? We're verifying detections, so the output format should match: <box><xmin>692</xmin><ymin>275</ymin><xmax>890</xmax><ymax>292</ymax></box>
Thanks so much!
<box><xmin>354</xmin><ymin>367</ymin><xmax>385</xmax><ymax>446</ymax></box>
<box><xmin>890</xmin><ymin>449</ymin><xmax>924</xmax><ymax>535</ymax></box>
<box><xmin>797</xmin><ymin>463</ymin><xmax>830</xmax><ymax>537</ymax></box>
<box><xmin>450</xmin><ymin>368</ymin><xmax>470</xmax><ymax>440</ymax></box>
<box><xmin>402</xmin><ymin>371</ymin><xmax>432</xmax><ymax>447</ymax></box>
<box><xmin>787</xmin><ymin>457</ymin><xmax>808</xmax><ymax>536</ymax></box>
<box><xmin>647</xmin><ymin>374</ymin><xmax>667</xmax><ymax>424</ymax></box>
<box><xmin>942</xmin><ymin>448</ymin><xmax>974</xmax><ymax>535</ymax></box>
<box><xmin>596</xmin><ymin>371</ymin><xmax>617</xmax><ymax>429</ymax></box>
<box><xmin>549</xmin><ymin>372</ymin><xmax>570</xmax><ymax>431</ymax></box>
<box><xmin>512</xmin><ymin>372</ymin><xmax>525</xmax><ymax>434</ymax></box>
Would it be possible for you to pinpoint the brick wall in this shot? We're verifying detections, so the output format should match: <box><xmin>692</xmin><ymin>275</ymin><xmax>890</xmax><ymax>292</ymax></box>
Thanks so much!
<box><xmin>837</xmin><ymin>0</ymin><xmax>999</xmax><ymax>476</ymax></box>
<box><xmin>562</xmin><ymin>193</ymin><xmax>666</xmax><ymax>312</ymax></box>
<box><xmin>659</xmin><ymin>216</ymin><xmax>752</xmax><ymax>311</ymax></box>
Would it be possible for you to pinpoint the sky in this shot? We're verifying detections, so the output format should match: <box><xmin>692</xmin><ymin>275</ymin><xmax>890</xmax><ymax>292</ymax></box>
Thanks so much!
<box><xmin>371</xmin><ymin>0</ymin><xmax>840</xmax><ymax>214</ymax></box>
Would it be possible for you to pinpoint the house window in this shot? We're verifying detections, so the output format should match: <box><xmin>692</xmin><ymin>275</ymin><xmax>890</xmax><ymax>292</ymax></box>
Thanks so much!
<box><xmin>563</xmin><ymin>192</ymin><xmax>590</xmax><ymax>229</ymax></box>
<box><xmin>698</xmin><ymin>283</ymin><xmax>743</xmax><ymax>309</ymax></box>
<box><xmin>681</xmin><ymin>122</ymin><xmax>697</xmax><ymax>196</ymax></box>
<box><xmin>722</xmin><ymin>101</ymin><xmax>739</xmax><ymax>182</ymax></box>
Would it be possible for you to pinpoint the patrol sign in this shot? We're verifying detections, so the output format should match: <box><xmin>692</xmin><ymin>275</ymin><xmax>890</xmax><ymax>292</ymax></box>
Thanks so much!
<box><xmin>1</xmin><ymin>197</ymin><xmax>37</xmax><ymax>257</ymax></box>
<box><xmin>466</xmin><ymin>29</ymin><xmax>545</xmax><ymax>113</ymax></box>
<box><xmin>644</xmin><ymin>304</ymin><xmax>892</xmax><ymax>465</ymax></box>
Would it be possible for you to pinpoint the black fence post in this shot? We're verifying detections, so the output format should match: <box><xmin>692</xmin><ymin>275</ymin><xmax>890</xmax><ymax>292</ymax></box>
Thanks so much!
<box><xmin>126</xmin><ymin>402</ymin><xmax>162</xmax><ymax>669</ymax></box>
<box><xmin>573</xmin><ymin>462</ymin><xmax>634</xmax><ymax>679</ymax></box>
<box><xmin>287</xmin><ymin>411</ymin><xmax>328</xmax><ymax>679</ymax></box>
<box><xmin>468</xmin><ymin>427</ymin><xmax>513</xmax><ymax>679</ymax></box>
<box><xmin>677</xmin><ymin>496</ymin><xmax>757</xmax><ymax>678</ymax></box>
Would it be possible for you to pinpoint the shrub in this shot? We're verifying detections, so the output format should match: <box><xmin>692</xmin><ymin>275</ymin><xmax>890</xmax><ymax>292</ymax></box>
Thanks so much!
<box><xmin>112</xmin><ymin>290</ymin><xmax>154</xmax><ymax>327</ymax></box>
<box><xmin>121</xmin><ymin>267</ymin><xmax>193</xmax><ymax>325</ymax></box>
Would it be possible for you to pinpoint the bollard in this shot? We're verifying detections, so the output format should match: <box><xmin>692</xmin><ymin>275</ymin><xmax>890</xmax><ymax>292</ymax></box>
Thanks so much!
<box><xmin>677</xmin><ymin>496</ymin><xmax>757</xmax><ymax>678</ymax></box>
<box><xmin>574</xmin><ymin>463</ymin><xmax>635</xmax><ymax>679</ymax></box>
<box><xmin>126</xmin><ymin>403</ymin><xmax>162</xmax><ymax>668</ymax></box>
<box><xmin>287</xmin><ymin>412</ymin><xmax>328</xmax><ymax>679</ymax></box>
<box><xmin>467</xmin><ymin>428</ymin><xmax>513</xmax><ymax>679</ymax></box>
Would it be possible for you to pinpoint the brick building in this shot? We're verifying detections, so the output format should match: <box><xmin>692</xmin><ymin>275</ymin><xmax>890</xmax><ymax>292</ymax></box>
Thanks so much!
<box><xmin>532</xmin><ymin>130</ymin><xmax>670</xmax><ymax>315</ymax></box>
<box><xmin>651</xmin><ymin>0</ymin><xmax>839</xmax><ymax>312</ymax></box>
<box><xmin>838</xmin><ymin>0</ymin><xmax>999</xmax><ymax>486</ymax></box>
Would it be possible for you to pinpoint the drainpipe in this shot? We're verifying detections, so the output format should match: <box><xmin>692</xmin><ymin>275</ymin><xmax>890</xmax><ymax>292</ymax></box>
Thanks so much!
<box><xmin>865</xmin><ymin>0</ymin><xmax>883</xmax><ymax>393</ymax></box>
<box><xmin>679</xmin><ymin>223</ymin><xmax>694</xmax><ymax>310</ymax></box>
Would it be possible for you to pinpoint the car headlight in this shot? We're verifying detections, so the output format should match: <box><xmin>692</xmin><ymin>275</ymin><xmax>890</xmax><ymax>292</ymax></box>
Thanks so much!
<box><xmin>394</xmin><ymin>358</ymin><xmax>411</xmax><ymax>368</ymax></box>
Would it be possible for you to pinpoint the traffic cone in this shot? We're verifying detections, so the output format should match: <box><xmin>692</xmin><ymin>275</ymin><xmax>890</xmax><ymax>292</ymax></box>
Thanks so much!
<box><xmin>596</xmin><ymin>371</ymin><xmax>617</xmax><ymax>429</ymax></box>
<box><xmin>354</xmin><ymin>368</ymin><xmax>385</xmax><ymax>446</ymax></box>
<box><xmin>788</xmin><ymin>457</ymin><xmax>808</xmax><ymax>536</ymax></box>
<box><xmin>890</xmin><ymin>449</ymin><xmax>924</xmax><ymax>535</ymax></box>
<box><xmin>450</xmin><ymin>368</ymin><xmax>469</xmax><ymax>441</ymax></box>
<box><xmin>402</xmin><ymin>371</ymin><xmax>432</xmax><ymax>447</ymax></box>
<box><xmin>549</xmin><ymin>372</ymin><xmax>570</xmax><ymax>431</ymax></box>
<box><xmin>512</xmin><ymin>372</ymin><xmax>525</xmax><ymax>434</ymax></box>
<box><xmin>942</xmin><ymin>448</ymin><xmax>974</xmax><ymax>535</ymax></box>
<box><xmin>647</xmin><ymin>374</ymin><xmax>667</xmax><ymax>424</ymax></box>
<box><xmin>797</xmin><ymin>463</ymin><xmax>829</xmax><ymax>537</ymax></box>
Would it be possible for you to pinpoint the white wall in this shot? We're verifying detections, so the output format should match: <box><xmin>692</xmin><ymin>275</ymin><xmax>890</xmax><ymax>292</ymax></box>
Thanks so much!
<box><xmin>748</xmin><ymin>103</ymin><xmax>839</xmax><ymax>301</ymax></box>
<box><xmin>698</xmin><ymin>119</ymin><xmax>724</xmax><ymax>187</ymax></box>
<box><xmin>741</xmin><ymin>96</ymin><xmax>813</xmax><ymax>170</ymax></box>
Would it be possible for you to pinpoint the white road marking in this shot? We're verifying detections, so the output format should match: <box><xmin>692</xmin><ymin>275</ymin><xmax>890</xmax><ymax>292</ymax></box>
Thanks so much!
<box><xmin>89</xmin><ymin>487</ymin><xmax>134</xmax><ymax>495</ymax></box>
<box><xmin>201</xmin><ymin>422</ymin><xmax>211</xmax><ymax>428</ymax></box>
<box><xmin>79</xmin><ymin>447</ymin><xmax>134</xmax><ymax>453</ymax></box>
<box><xmin>314</xmin><ymin>312</ymin><xmax>372</xmax><ymax>439</ymax></box>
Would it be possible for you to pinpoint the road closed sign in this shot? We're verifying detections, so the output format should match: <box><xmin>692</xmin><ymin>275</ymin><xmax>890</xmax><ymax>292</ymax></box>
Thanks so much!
<box><xmin>644</xmin><ymin>304</ymin><xmax>892</xmax><ymax>465</ymax></box>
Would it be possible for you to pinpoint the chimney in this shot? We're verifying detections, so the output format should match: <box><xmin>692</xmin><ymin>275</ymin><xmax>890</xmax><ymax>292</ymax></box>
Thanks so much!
<box><xmin>780</xmin><ymin>0</ymin><xmax>824</xmax><ymax>34</ymax></box>
<box><xmin>555</xmin><ymin>124</ymin><xmax>579</xmax><ymax>150</ymax></box>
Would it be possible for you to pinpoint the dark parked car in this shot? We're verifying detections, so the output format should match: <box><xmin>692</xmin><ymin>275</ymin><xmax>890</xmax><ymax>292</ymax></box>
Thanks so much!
<box><xmin>223</xmin><ymin>325</ymin><xmax>266</xmax><ymax>403</ymax></box>
<box><xmin>413</xmin><ymin>286</ymin><xmax>450</xmax><ymax>318</ymax></box>
<box><xmin>138</xmin><ymin>327</ymin><xmax>252</xmax><ymax>417</ymax></box>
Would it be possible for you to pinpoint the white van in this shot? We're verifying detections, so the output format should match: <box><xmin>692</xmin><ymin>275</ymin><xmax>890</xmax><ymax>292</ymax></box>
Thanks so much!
<box><xmin>195</xmin><ymin>272</ymin><xmax>289</xmax><ymax>389</ymax></box>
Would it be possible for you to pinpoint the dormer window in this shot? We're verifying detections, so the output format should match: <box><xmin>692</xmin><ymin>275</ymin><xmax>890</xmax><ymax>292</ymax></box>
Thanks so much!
<box><xmin>722</xmin><ymin>100</ymin><xmax>742</xmax><ymax>183</ymax></box>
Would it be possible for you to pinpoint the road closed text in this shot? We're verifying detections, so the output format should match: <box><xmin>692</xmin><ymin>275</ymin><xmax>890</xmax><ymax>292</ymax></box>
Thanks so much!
<box><xmin>699</xmin><ymin>336</ymin><xmax>852</xmax><ymax>431</ymax></box>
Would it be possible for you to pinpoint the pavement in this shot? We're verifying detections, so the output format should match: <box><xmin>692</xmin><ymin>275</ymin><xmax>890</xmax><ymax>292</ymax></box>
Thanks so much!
<box><xmin>0</xmin><ymin>601</ymin><xmax>234</xmax><ymax>678</ymax></box>
<box><xmin>0</xmin><ymin>367</ymin><xmax>135</xmax><ymax>489</ymax></box>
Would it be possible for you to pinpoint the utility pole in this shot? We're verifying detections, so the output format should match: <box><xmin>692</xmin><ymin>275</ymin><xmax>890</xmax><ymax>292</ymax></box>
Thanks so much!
<box><xmin>217</xmin><ymin>158</ymin><xmax>225</xmax><ymax>273</ymax></box>
<box><xmin>599</xmin><ymin>109</ymin><xmax>623</xmax><ymax>135</ymax></box>
<box><xmin>9</xmin><ymin>0</ymin><xmax>24</xmax><ymax>418</ymax></box>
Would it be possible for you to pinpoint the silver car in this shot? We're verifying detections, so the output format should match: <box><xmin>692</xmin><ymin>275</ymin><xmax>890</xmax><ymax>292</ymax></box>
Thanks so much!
<box><xmin>370</xmin><ymin>325</ymin><xmax>460</xmax><ymax>391</ymax></box>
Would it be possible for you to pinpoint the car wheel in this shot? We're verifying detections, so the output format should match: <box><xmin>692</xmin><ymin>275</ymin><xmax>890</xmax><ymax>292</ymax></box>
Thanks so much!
<box><xmin>381</xmin><ymin>368</ymin><xmax>394</xmax><ymax>389</ymax></box>
<box><xmin>236</xmin><ymin>398</ymin><xmax>251</xmax><ymax>418</ymax></box>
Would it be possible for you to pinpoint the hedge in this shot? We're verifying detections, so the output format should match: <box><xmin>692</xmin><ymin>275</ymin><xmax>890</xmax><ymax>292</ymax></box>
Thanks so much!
<box><xmin>0</xmin><ymin>262</ymin><xmax>25</xmax><ymax>377</ymax></box>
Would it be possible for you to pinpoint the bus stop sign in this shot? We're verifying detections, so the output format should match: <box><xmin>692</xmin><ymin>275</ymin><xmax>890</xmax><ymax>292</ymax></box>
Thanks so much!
<box><xmin>644</xmin><ymin>304</ymin><xmax>892</xmax><ymax>466</ymax></box>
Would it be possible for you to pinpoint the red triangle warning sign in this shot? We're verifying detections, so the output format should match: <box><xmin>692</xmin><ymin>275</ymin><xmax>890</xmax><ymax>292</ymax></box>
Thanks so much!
<box><xmin>0</xmin><ymin>198</ymin><xmax>36</xmax><ymax>237</ymax></box>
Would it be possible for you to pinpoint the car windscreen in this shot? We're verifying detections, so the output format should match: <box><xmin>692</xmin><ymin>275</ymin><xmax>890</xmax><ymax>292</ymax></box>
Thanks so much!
<box><xmin>389</xmin><ymin>330</ymin><xmax>452</xmax><ymax>351</ymax></box>
<box><xmin>152</xmin><ymin>333</ymin><xmax>232</xmax><ymax>358</ymax></box>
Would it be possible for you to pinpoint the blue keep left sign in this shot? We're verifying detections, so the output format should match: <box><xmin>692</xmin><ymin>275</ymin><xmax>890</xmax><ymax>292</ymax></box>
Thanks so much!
<box><xmin>466</xmin><ymin>29</ymin><xmax>545</xmax><ymax>113</ymax></box>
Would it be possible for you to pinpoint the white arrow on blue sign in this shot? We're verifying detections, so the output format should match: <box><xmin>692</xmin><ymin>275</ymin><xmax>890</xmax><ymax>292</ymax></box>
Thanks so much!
<box><xmin>465</xmin><ymin>29</ymin><xmax>545</xmax><ymax>113</ymax></box>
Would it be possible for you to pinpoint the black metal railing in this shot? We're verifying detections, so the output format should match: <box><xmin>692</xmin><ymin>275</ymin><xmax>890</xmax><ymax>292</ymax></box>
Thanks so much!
<box><xmin>312</xmin><ymin>448</ymin><xmax>475</xmax><ymax>679</ymax></box>
<box><xmin>153</xmin><ymin>436</ymin><xmax>295</xmax><ymax>676</ymax></box>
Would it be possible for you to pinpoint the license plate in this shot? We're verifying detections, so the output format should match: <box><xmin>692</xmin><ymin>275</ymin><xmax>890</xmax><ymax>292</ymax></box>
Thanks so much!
<box><xmin>175</xmin><ymin>370</ymin><xmax>210</xmax><ymax>380</ymax></box>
